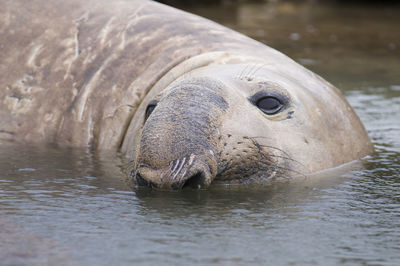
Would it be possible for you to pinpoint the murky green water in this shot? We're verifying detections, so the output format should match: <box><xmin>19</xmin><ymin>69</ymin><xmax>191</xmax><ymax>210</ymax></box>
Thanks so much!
<box><xmin>1</xmin><ymin>1</ymin><xmax>399</xmax><ymax>265</ymax></box>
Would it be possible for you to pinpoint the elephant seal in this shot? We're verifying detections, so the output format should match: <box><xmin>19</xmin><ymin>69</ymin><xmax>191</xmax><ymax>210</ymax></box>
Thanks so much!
<box><xmin>0</xmin><ymin>0</ymin><xmax>373</xmax><ymax>189</ymax></box>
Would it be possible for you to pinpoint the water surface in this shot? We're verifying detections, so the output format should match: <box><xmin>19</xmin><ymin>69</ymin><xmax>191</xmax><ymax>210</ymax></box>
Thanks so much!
<box><xmin>1</xmin><ymin>1</ymin><xmax>399</xmax><ymax>265</ymax></box>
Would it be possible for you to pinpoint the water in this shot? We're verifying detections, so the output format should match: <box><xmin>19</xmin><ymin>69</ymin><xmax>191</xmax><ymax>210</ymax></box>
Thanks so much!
<box><xmin>1</xmin><ymin>1</ymin><xmax>399</xmax><ymax>265</ymax></box>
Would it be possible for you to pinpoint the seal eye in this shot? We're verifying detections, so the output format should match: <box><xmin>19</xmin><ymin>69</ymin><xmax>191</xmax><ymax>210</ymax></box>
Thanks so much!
<box><xmin>145</xmin><ymin>100</ymin><xmax>157</xmax><ymax>121</ymax></box>
<box><xmin>256</xmin><ymin>96</ymin><xmax>283</xmax><ymax>115</ymax></box>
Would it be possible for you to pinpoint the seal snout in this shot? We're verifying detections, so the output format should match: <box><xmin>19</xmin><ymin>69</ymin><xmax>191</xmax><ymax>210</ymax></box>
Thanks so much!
<box><xmin>132</xmin><ymin>78</ymin><xmax>226</xmax><ymax>190</ymax></box>
<box><xmin>134</xmin><ymin>154</ymin><xmax>214</xmax><ymax>190</ymax></box>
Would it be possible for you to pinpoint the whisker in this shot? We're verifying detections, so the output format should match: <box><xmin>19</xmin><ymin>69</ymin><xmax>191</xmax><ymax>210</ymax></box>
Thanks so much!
<box><xmin>248</xmin><ymin>137</ymin><xmax>291</xmax><ymax>158</ymax></box>
<box><xmin>166</xmin><ymin>159</ymin><xmax>180</xmax><ymax>179</ymax></box>
<box><xmin>266</xmin><ymin>153</ymin><xmax>304</xmax><ymax>166</ymax></box>
<box><xmin>246</xmin><ymin>63</ymin><xmax>258</xmax><ymax>78</ymax></box>
<box><xmin>271</xmin><ymin>164</ymin><xmax>306</xmax><ymax>178</ymax></box>
<box><xmin>164</xmin><ymin>160</ymin><xmax>175</xmax><ymax>179</ymax></box>
<box><xmin>250</xmin><ymin>63</ymin><xmax>266</xmax><ymax>77</ymax></box>
<box><xmin>171</xmin><ymin>157</ymin><xmax>186</xmax><ymax>181</ymax></box>
<box><xmin>238</xmin><ymin>64</ymin><xmax>251</xmax><ymax>79</ymax></box>
<box><xmin>245</xmin><ymin>136</ymin><xmax>272</xmax><ymax>140</ymax></box>
<box><xmin>247</xmin><ymin>137</ymin><xmax>307</xmax><ymax>177</ymax></box>
<box><xmin>254</xmin><ymin>155</ymin><xmax>305</xmax><ymax>178</ymax></box>
<box><xmin>247</xmin><ymin>137</ymin><xmax>300</xmax><ymax>166</ymax></box>
<box><xmin>179</xmin><ymin>167</ymin><xmax>189</xmax><ymax>183</ymax></box>
<box><xmin>171</xmin><ymin>159</ymin><xmax>180</xmax><ymax>173</ymax></box>
<box><xmin>257</xmin><ymin>150</ymin><xmax>306</xmax><ymax>178</ymax></box>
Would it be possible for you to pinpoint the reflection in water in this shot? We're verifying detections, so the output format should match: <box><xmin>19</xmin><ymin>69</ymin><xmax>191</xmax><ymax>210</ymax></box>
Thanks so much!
<box><xmin>182</xmin><ymin>1</ymin><xmax>400</xmax><ymax>88</ymax></box>
<box><xmin>1</xmin><ymin>1</ymin><xmax>399</xmax><ymax>265</ymax></box>
<box><xmin>0</xmin><ymin>217</ymin><xmax>80</xmax><ymax>266</ymax></box>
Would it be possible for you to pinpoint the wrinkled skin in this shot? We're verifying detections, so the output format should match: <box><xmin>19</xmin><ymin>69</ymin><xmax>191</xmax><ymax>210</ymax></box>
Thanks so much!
<box><xmin>0</xmin><ymin>0</ymin><xmax>373</xmax><ymax>190</ymax></box>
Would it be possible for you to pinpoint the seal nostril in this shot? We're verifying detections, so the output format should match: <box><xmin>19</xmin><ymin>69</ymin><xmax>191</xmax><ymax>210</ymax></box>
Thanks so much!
<box><xmin>182</xmin><ymin>171</ymin><xmax>206</xmax><ymax>189</ymax></box>
<box><xmin>136</xmin><ymin>173</ymin><xmax>150</xmax><ymax>187</ymax></box>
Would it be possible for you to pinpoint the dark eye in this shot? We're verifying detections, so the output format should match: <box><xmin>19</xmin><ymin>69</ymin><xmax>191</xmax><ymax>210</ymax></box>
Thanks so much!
<box><xmin>145</xmin><ymin>100</ymin><xmax>157</xmax><ymax>121</ymax></box>
<box><xmin>256</xmin><ymin>96</ymin><xmax>283</xmax><ymax>115</ymax></box>
<box><xmin>249</xmin><ymin>90</ymin><xmax>289</xmax><ymax>116</ymax></box>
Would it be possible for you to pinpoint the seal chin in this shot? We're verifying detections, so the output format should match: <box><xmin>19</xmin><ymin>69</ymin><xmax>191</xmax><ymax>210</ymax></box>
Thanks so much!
<box><xmin>134</xmin><ymin>156</ymin><xmax>215</xmax><ymax>190</ymax></box>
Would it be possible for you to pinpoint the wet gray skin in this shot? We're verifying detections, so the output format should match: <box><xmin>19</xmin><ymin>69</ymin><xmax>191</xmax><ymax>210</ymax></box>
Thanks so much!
<box><xmin>0</xmin><ymin>0</ymin><xmax>372</xmax><ymax>190</ymax></box>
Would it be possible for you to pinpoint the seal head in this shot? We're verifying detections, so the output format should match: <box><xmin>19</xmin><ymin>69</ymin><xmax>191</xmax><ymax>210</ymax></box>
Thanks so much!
<box><xmin>129</xmin><ymin>61</ymin><xmax>373</xmax><ymax>189</ymax></box>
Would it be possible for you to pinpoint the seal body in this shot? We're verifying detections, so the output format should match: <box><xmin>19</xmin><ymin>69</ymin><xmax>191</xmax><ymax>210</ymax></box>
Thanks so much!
<box><xmin>0</xmin><ymin>0</ymin><xmax>373</xmax><ymax>189</ymax></box>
